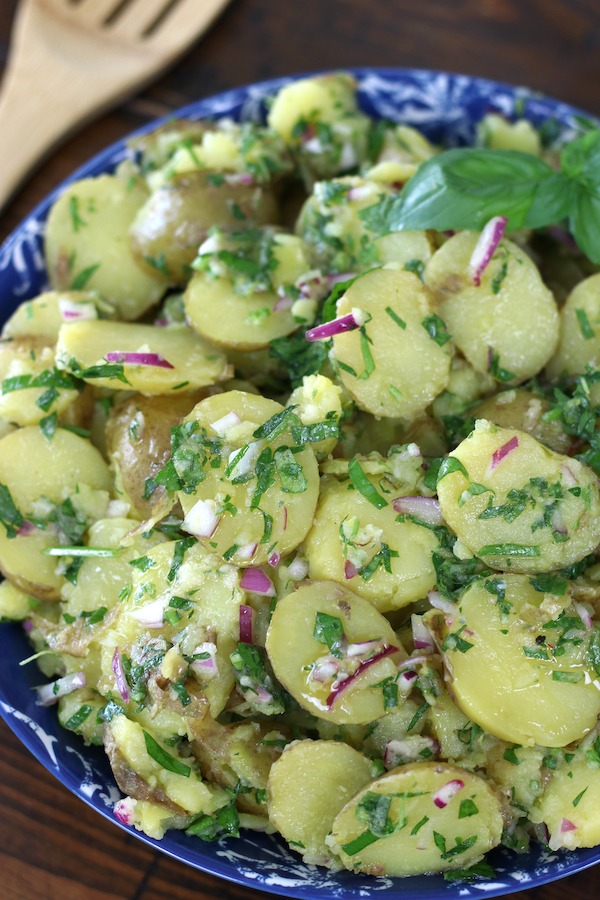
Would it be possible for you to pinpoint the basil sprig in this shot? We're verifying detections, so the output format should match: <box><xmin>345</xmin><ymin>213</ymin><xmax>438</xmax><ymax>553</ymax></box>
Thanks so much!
<box><xmin>359</xmin><ymin>128</ymin><xmax>600</xmax><ymax>263</ymax></box>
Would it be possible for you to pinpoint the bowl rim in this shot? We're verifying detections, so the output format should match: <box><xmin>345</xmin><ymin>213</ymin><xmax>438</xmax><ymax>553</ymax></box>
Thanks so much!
<box><xmin>1</xmin><ymin>65</ymin><xmax>600</xmax><ymax>900</ymax></box>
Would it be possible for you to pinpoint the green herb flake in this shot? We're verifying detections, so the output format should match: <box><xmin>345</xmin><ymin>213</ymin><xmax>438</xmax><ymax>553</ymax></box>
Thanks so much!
<box><xmin>64</xmin><ymin>704</ymin><xmax>93</xmax><ymax>731</ymax></box>
<box><xmin>573</xmin><ymin>788</ymin><xmax>587</xmax><ymax>807</ymax></box>
<box><xmin>576</xmin><ymin>308</ymin><xmax>595</xmax><ymax>340</ymax></box>
<box><xmin>313</xmin><ymin>612</ymin><xmax>346</xmax><ymax>659</ymax></box>
<box><xmin>348</xmin><ymin>458</ymin><xmax>388</xmax><ymax>509</ymax></box>
<box><xmin>422</xmin><ymin>313</ymin><xmax>451</xmax><ymax>347</ymax></box>
<box><xmin>385</xmin><ymin>306</ymin><xmax>406</xmax><ymax>329</ymax></box>
<box><xmin>143</xmin><ymin>730</ymin><xmax>190</xmax><ymax>777</ymax></box>
<box><xmin>70</xmin><ymin>263</ymin><xmax>101</xmax><ymax>290</ymax></box>
<box><xmin>458</xmin><ymin>799</ymin><xmax>479</xmax><ymax>819</ymax></box>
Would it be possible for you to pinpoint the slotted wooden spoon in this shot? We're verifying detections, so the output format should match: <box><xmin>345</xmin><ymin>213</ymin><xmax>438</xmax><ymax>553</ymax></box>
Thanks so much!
<box><xmin>0</xmin><ymin>0</ymin><xmax>232</xmax><ymax>213</ymax></box>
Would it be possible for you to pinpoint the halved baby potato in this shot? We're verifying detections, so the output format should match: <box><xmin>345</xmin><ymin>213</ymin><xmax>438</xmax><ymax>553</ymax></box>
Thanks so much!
<box><xmin>175</xmin><ymin>391</ymin><xmax>319</xmax><ymax>567</ymax></box>
<box><xmin>424</xmin><ymin>231</ymin><xmax>559</xmax><ymax>383</ymax></box>
<box><xmin>328</xmin><ymin>762</ymin><xmax>503</xmax><ymax>877</ymax></box>
<box><xmin>428</xmin><ymin>575</ymin><xmax>600</xmax><ymax>747</ymax></box>
<box><xmin>436</xmin><ymin>420</ymin><xmax>600</xmax><ymax>572</ymax></box>
<box><xmin>305</xmin><ymin>476</ymin><xmax>438</xmax><ymax>612</ymax></box>
<box><xmin>56</xmin><ymin>320</ymin><xmax>231</xmax><ymax>394</ymax></box>
<box><xmin>265</xmin><ymin>581</ymin><xmax>406</xmax><ymax>725</ymax></box>
<box><xmin>268</xmin><ymin>740</ymin><xmax>374</xmax><ymax>867</ymax></box>
<box><xmin>333</xmin><ymin>268</ymin><xmax>450</xmax><ymax>418</ymax></box>
<box><xmin>45</xmin><ymin>175</ymin><xmax>166</xmax><ymax>320</ymax></box>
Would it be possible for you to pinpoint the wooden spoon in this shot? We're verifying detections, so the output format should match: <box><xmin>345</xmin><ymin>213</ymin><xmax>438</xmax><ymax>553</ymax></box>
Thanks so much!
<box><xmin>0</xmin><ymin>0</ymin><xmax>232</xmax><ymax>214</ymax></box>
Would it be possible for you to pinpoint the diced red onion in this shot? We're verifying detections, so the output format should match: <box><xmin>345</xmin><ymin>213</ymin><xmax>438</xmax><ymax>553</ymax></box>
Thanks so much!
<box><xmin>551</xmin><ymin>508</ymin><xmax>568</xmax><ymax>536</ymax></box>
<box><xmin>244</xmin><ymin>686</ymin><xmax>273</xmax><ymax>703</ymax></box>
<box><xmin>227</xmin><ymin>442</ymin><xmax>263</xmax><ymax>480</ymax></box>
<box><xmin>111</xmin><ymin>647</ymin><xmax>130</xmax><ymax>703</ymax></box>
<box><xmin>153</xmin><ymin>318</ymin><xmax>168</xmax><ymax>328</ymax></box>
<box><xmin>128</xmin><ymin>597</ymin><xmax>167</xmax><ymax>629</ymax></box>
<box><xmin>392</xmin><ymin>496</ymin><xmax>443</xmax><ymax>525</ymax></box>
<box><xmin>384</xmin><ymin>737</ymin><xmax>440</xmax><ymax>768</ymax></box>
<box><xmin>428</xmin><ymin>591</ymin><xmax>458</xmax><ymax>616</ymax></box>
<box><xmin>561</xmin><ymin>818</ymin><xmax>577</xmax><ymax>833</ymax></box>
<box><xmin>327</xmin><ymin>644</ymin><xmax>399</xmax><ymax>709</ymax></box>
<box><xmin>560</xmin><ymin>464</ymin><xmax>578</xmax><ymax>488</ymax></box>
<box><xmin>328</xmin><ymin>272</ymin><xmax>356</xmax><ymax>287</ymax></box>
<box><xmin>182</xmin><ymin>498</ymin><xmax>220</xmax><ymax>539</ymax></box>
<box><xmin>397</xmin><ymin>669</ymin><xmax>418</xmax><ymax>691</ymax></box>
<box><xmin>411</xmin><ymin>615</ymin><xmax>435</xmax><ymax>652</ymax></box>
<box><xmin>432</xmin><ymin>779</ymin><xmax>464</xmax><ymax>809</ymax></box>
<box><xmin>287</xmin><ymin>557</ymin><xmax>309</xmax><ymax>581</ymax></box>
<box><xmin>300</xmin><ymin>123</ymin><xmax>316</xmax><ymax>143</ymax></box>
<box><xmin>225</xmin><ymin>172</ymin><xmax>254</xmax><ymax>186</ymax></box>
<box><xmin>240</xmin><ymin>567</ymin><xmax>276</xmax><ymax>597</ymax></box>
<box><xmin>211</xmin><ymin>411</ymin><xmax>242</xmax><ymax>436</ymax></box>
<box><xmin>311</xmin><ymin>656</ymin><xmax>341</xmax><ymax>683</ymax></box>
<box><xmin>268</xmin><ymin>552</ymin><xmax>280</xmax><ymax>568</ymax></box>
<box><xmin>35</xmin><ymin>671</ymin><xmax>86</xmax><ymax>707</ymax></box>
<box><xmin>491</xmin><ymin>436</ymin><xmax>519</xmax><ymax>471</ymax></box>
<box><xmin>22</xmin><ymin>619</ymin><xmax>33</xmax><ymax>633</ymax></box>
<box><xmin>190</xmin><ymin>642</ymin><xmax>218</xmax><ymax>674</ymax></box>
<box><xmin>274</xmin><ymin>292</ymin><xmax>294</xmax><ymax>311</ymax></box>
<box><xmin>17</xmin><ymin>520</ymin><xmax>38</xmax><ymax>537</ymax></box>
<box><xmin>105</xmin><ymin>351</ymin><xmax>174</xmax><ymax>369</ymax></box>
<box><xmin>113</xmin><ymin>797</ymin><xmax>136</xmax><ymax>826</ymax></box>
<box><xmin>306</xmin><ymin>308</ymin><xmax>368</xmax><ymax>342</ymax></box>
<box><xmin>345</xmin><ymin>640</ymin><xmax>383</xmax><ymax>659</ymax></box>
<box><xmin>469</xmin><ymin>215</ymin><xmax>508</xmax><ymax>286</ymax></box>
<box><xmin>59</xmin><ymin>298</ymin><xmax>96</xmax><ymax>321</ymax></box>
<box><xmin>239</xmin><ymin>605</ymin><xmax>255</xmax><ymax>644</ymax></box>
<box><xmin>344</xmin><ymin>560</ymin><xmax>358</xmax><ymax>580</ymax></box>
<box><xmin>347</xmin><ymin>186</ymin><xmax>373</xmax><ymax>202</ymax></box>
<box><xmin>304</xmin><ymin>136</ymin><xmax>324</xmax><ymax>154</ymax></box>
<box><xmin>575</xmin><ymin>602</ymin><xmax>594</xmax><ymax>631</ymax></box>
<box><xmin>107</xmin><ymin>499</ymin><xmax>130</xmax><ymax>518</ymax></box>
<box><xmin>237</xmin><ymin>541</ymin><xmax>258</xmax><ymax>561</ymax></box>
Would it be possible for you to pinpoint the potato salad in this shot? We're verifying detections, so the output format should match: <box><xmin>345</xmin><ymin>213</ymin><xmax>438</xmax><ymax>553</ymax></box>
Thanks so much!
<box><xmin>4</xmin><ymin>72</ymin><xmax>600</xmax><ymax>883</ymax></box>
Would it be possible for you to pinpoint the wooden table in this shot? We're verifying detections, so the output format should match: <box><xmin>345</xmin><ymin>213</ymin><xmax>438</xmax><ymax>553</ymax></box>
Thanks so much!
<box><xmin>2</xmin><ymin>1</ymin><xmax>600</xmax><ymax>898</ymax></box>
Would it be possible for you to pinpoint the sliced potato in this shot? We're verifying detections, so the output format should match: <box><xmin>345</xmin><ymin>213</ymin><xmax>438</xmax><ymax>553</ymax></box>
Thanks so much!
<box><xmin>333</xmin><ymin>268</ymin><xmax>450</xmax><ymax>418</ymax></box>
<box><xmin>436</xmin><ymin>420</ymin><xmax>600</xmax><ymax>572</ymax></box>
<box><xmin>472</xmin><ymin>389</ymin><xmax>572</xmax><ymax>454</ymax></box>
<box><xmin>107</xmin><ymin>389</ymin><xmax>219</xmax><ymax>517</ymax></box>
<box><xmin>424</xmin><ymin>231</ymin><xmax>558</xmax><ymax>383</ymax></box>
<box><xmin>305</xmin><ymin>476</ymin><xmax>438</xmax><ymax>612</ymax></box>
<box><xmin>0</xmin><ymin>338</ymin><xmax>79</xmax><ymax>426</ymax></box>
<box><xmin>176</xmin><ymin>391</ymin><xmax>319</xmax><ymax>567</ymax></box>
<box><xmin>129</xmin><ymin>171</ymin><xmax>280</xmax><ymax>283</ymax></box>
<box><xmin>546</xmin><ymin>273</ymin><xmax>600</xmax><ymax>380</ymax></box>
<box><xmin>268</xmin><ymin>740</ymin><xmax>373</xmax><ymax>866</ymax></box>
<box><xmin>428</xmin><ymin>575</ymin><xmax>600</xmax><ymax>747</ymax></box>
<box><xmin>265</xmin><ymin>581</ymin><xmax>405</xmax><ymax>725</ymax></box>
<box><xmin>56</xmin><ymin>320</ymin><xmax>230</xmax><ymax>394</ymax></box>
<box><xmin>0</xmin><ymin>426</ymin><xmax>112</xmax><ymax>599</ymax></box>
<box><xmin>1</xmin><ymin>290</ymin><xmax>113</xmax><ymax>343</ymax></box>
<box><xmin>329</xmin><ymin>762</ymin><xmax>502</xmax><ymax>876</ymax></box>
<box><xmin>530</xmin><ymin>732</ymin><xmax>600</xmax><ymax>850</ymax></box>
<box><xmin>45</xmin><ymin>176</ymin><xmax>166</xmax><ymax>320</ymax></box>
<box><xmin>0</xmin><ymin>578</ymin><xmax>31</xmax><ymax>621</ymax></box>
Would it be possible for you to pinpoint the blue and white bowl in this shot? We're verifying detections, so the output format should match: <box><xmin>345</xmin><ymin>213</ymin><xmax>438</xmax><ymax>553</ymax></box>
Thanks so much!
<box><xmin>1</xmin><ymin>68</ymin><xmax>599</xmax><ymax>900</ymax></box>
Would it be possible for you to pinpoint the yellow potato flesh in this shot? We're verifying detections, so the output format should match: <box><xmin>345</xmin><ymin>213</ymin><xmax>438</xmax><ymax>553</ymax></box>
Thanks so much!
<box><xmin>305</xmin><ymin>477</ymin><xmax>438</xmax><ymax>612</ymax></box>
<box><xmin>45</xmin><ymin>176</ymin><xmax>166</xmax><ymax>320</ymax></box>
<box><xmin>547</xmin><ymin>272</ymin><xmax>600</xmax><ymax>379</ymax></box>
<box><xmin>265</xmin><ymin>581</ymin><xmax>405</xmax><ymax>725</ymax></box>
<box><xmin>436</xmin><ymin>420</ymin><xmax>600</xmax><ymax>572</ymax></box>
<box><xmin>0</xmin><ymin>339</ymin><xmax>79</xmax><ymax>426</ymax></box>
<box><xmin>268</xmin><ymin>740</ymin><xmax>373</xmax><ymax>865</ymax></box>
<box><xmin>432</xmin><ymin>576</ymin><xmax>600</xmax><ymax>747</ymax></box>
<box><xmin>424</xmin><ymin>231</ymin><xmax>558</xmax><ymax>382</ymax></box>
<box><xmin>330</xmin><ymin>762</ymin><xmax>502</xmax><ymax>876</ymax></box>
<box><xmin>56</xmin><ymin>319</ymin><xmax>230</xmax><ymax>394</ymax></box>
<box><xmin>1</xmin><ymin>291</ymin><xmax>106</xmax><ymax>343</ymax></box>
<box><xmin>177</xmin><ymin>391</ymin><xmax>319</xmax><ymax>567</ymax></box>
<box><xmin>334</xmin><ymin>268</ymin><xmax>450</xmax><ymax>418</ymax></box>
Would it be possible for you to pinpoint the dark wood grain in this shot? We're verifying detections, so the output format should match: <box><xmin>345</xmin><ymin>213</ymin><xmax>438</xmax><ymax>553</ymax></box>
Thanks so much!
<box><xmin>2</xmin><ymin>1</ymin><xmax>600</xmax><ymax>898</ymax></box>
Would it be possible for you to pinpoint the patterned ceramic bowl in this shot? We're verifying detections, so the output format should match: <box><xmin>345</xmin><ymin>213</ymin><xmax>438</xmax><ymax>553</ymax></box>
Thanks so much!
<box><xmin>1</xmin><ymin>68</ymin><xmax>599</xmax><ymax>900</ymax></box>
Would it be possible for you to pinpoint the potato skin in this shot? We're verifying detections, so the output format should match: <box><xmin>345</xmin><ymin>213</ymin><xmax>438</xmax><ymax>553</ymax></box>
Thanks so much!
<box><xmin>107</xmin><ymin>389</ymin><xmax>220</xmax><ymax>518</ymax></box>
<box><xmin>472</xmin><ymin>389</ymin><xmax>572</xmax><ymax>454</ymax></box>
<box><xmin>130</xmin><ymin>172</ymin><xmax>280</xmax><ymax>283</ymax></box>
